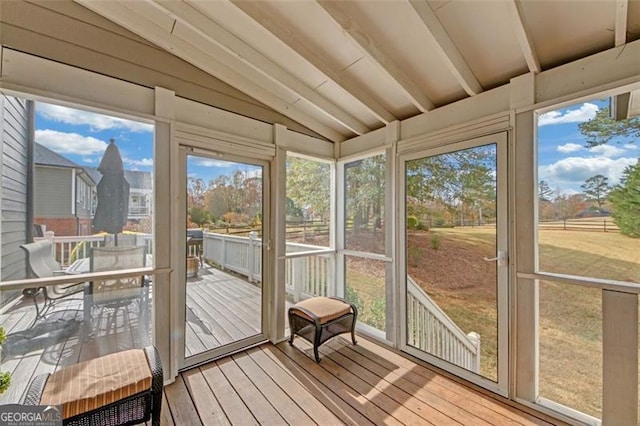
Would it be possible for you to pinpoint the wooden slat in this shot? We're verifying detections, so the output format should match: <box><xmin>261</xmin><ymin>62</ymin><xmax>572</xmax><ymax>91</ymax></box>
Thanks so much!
<box><xmin>215</xmin><ymin>356</ymin><xmax>286</xmax><ymax>425</ymax></box>
<box><xmin>199</xmin><ymin>361</ymin><xmax>258</xmax><ymax>426</ymax></box>
<box><xmin>232</xmin><ymin>351</ymin><xmax>314</xmax><ymax>425</ymax></box>
<box><xmin>320</xmin><ymin>341</ymin><xmax>486</xmax><ymax>425</ymax></box>
<box><xmin>325</xmin><ymin>339</ymin><xmax>516</xmax><ymax>425</ymax></box>
<box><xmin>160</xmin><ymin>392</ymin><xmax>175</xmax><ymax>426</ymax></box>
<box><xmin>352</xmin><ymin>337</ymin><xmax>555</xmax><ymax>425</ymax></box>
<box><xmin>182</xmin><ymin>368</ymin><xmax>230</xmax><ymax>425</ymax></box>
<box><xmin>277</xmin><ymin>340</ymin><xmax>403</xmax><ymax>425</ymax></box>
<box><xmin>164</xmin><ymin>374</ymin><xmax>204</xmax><ymax>426</ymax></box>
<box><xmin>246</xmin><ymin>347</ymin><xmax>343</xmax><ymax>424</ymax></box>
<box><xmin>261</xmin><ymin>345</ymin><xmax>372</xmax><ymax>426</ymax></box>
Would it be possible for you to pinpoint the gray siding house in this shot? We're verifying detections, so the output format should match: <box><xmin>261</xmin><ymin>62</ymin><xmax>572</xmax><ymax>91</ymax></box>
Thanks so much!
<box><xmin>85</xmin><ymin>167</ymin><xmax>153</xmax><ymax>222</ymax></box>
<box><xmin>34</xmin><ymin>143</ymin><xmax>96</xmax><ymax>236</ymax></box>
<box><xmin>0</xmin><ymin>94</ymin><xmax>32</xmax><ymax>285</ymax></box>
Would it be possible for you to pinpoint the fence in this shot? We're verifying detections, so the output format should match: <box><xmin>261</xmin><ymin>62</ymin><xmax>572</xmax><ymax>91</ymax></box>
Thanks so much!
<box><xmin>39</xmin><ymin>232</ymin><xmax>153</xmax><ymax>266</ymax></box>
<box><xmin>538</xmin><ymin>219</ymin><xmax>619</xmax><ymax>232</ymax></box>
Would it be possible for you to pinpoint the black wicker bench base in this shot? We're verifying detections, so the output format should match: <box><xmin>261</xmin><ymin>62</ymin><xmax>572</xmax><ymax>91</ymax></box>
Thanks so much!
<box><xmin>24</xmin><ymin>346</ymin><xmax>163</xmax><ymax>426</ymax></box>
<box><xmin>288</xmin><ymin>296</ymin><xmax>358</xmax><ymax>362</ymax></box>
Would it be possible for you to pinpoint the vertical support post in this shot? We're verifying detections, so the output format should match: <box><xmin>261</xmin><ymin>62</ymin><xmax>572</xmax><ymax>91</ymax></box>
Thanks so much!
<box><xmin>248</xmin><ymin>231</ymin><xmax>257</xmax><ymax>283</ymax></box>
<box><xmin>220</xmin><ymin>235</ymin><xmax>227</xmax><ymax>271</ymax></box>
<box><xmin>602</xmin><ymin>290</ymin><xmax>638</xmax><ymax>426</ymax></box>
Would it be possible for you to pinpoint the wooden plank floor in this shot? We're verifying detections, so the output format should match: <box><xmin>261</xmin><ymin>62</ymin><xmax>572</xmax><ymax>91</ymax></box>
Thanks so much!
<box><xmin>165</xmin><ymin>337</ymin><xmax>566</xmax><ymax>426</ymax></box>
<box><xmin>0</xmin><ymin>265</ymin><xmax>263</xmax><ymax>405</ymax></box>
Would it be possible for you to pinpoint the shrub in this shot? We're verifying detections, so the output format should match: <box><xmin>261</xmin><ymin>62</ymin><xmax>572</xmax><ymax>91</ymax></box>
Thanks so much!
<box><xmin>407</xmin><ymin>216</ymin><xmax>420</xmax><ymax>230</ymax></box>
<box><xmin>430</xmin><ymin>234</ymin><xmax>441</xmax><ymax>250</ymax></box>
<box><xmin>0</xmin><ymin>327</ymin><xmax>10</xmax><ymax>394</ymax></box>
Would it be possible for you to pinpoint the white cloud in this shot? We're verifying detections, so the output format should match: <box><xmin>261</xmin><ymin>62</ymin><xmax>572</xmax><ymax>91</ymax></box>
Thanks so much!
<box><xmin>588</xmin><ymin>144</ymin><xmax>626</xmax><ymax>157</ymax></box>
<box><xmin>539</xmin><ymin>156</ymin><xmax>637</xmax><ymax>190</ymax></box>
<box><xmin>37</xmin><ymin>103</ymin><xmax>153</xmax><ymax>133</ymax></box>
<box><xmin>557</xmin><ymin>143</ymin><xmax>583</xmax><ymax>153</ymax></box>
<box><xmin>624</xmin><ymin>143</ymin><xmax>638</xmax><ymax>150</ymax></box>
<box><xmin>538</xmin><ymin>103</ymin><xmax>599</xmax><ymax>127</ymax></box>
<box><xmin>36</xmin><ymin>129</ymin><xmax>107</xmax><ymax>156</ymax></box>
<box><xmin>124</xmin><ymin>157</ymin><xmax>153</xmax><ymax>167</ymax></box>
<box><xmin>196</xmin><ymin>159</ymin><xmax>233</xmax><ymax>168</ymax></box>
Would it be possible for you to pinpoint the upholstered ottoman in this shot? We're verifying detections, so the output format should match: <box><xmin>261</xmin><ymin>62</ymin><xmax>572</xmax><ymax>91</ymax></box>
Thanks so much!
<box><xmin>24</xmin><ymin>346</ymin><xmax>162</xmax><ymax>426</ymax></box>
<box><xmin>288</xmin><ymin>296</ymin><xmax>357</xmax><ymax>362</ymax></box>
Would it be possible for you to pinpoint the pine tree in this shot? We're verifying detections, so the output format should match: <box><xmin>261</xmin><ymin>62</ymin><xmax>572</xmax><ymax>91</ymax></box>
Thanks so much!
<box><xmin>608</xmin><ymin>162</ymin><xmax>640</xmax><ymax>237</ymax></box>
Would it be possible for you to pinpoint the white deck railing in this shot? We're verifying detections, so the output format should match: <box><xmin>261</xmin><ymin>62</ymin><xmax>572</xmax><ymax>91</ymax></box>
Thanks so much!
<box><xmin>38</xmin><ymin>232</ymin><xmax>153</xmax><ymax>266</ymax></box>
<box><xmin>41</xmin><ymin>231</ymin><xmax>479</xmax><ymax>371</ymax></box>
<box><xmin>407</xmin><ymin>276</ymin><xmax>481</xmax><ymax>372</ymax></box>
<box><xmin>203</xmin><ymin>232</ymin><xmax>332</xmax><ymax>299</ymax></box>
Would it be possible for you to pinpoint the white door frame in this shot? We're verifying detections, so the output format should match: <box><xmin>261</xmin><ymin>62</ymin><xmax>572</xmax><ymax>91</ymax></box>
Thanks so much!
<box><xmin>175</xmin><ymin>145</ymin><xmax>271</xmax><ymax>370</ymax></box>
<box><xmin>397</xmin><ymin>131</ymin><xmax>509</xmax><ymax>396</ymax></box>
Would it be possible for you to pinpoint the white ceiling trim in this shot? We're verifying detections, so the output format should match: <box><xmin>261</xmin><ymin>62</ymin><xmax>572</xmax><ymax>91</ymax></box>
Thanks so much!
<box><xmin>152</xmin><ymin>0</ymin><xmax>369</xmax><ymax>136</ymax></box>
<box><xmin>75</xmin><ymin>0</ymin><xmax>346</xmax><ymax>142</ymax></box>
<box><xmin>318</xmin><ymin>0</ymin><xmax>435</xmax><ymax>113</ymax></box>
<box><xmin>230</xmin><ymin>0</ymin><xmax>396</xmax><ymax>125</ymax></box>
<box><xmin>408</xmin><ymin>0</ymin><xmax>484</xmax><ymax>96</ymax></box>
<box><xmin>506</xmin><ymin>0</ymin><xmax>541</xmax><ymax>74</ymax></box>
<box><xmin>615</xmin><ymin>0</ymin><xmax>629</xmax><ymax>47</ymax></box>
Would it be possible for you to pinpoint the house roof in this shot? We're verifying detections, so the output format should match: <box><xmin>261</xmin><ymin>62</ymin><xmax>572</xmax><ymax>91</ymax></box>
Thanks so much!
<box><xmin>76</xmin><ymin>0</ymin><xmax>640</xmax><ymax>144</ymax></box>
<box><xmin>85</xmin><ymin>167</ymin><xmax>152</xmax><ymax>191</ymax></box>
<box><xmin>34</xmin><ymin>143</ymin><xmax>81</xmax><ymax>169</ymax></box>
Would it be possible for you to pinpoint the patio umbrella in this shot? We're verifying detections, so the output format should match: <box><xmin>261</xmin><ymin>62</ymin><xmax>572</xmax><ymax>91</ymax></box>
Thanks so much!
<box><xmin>92</xmin><ymin>139</ymin><xmax>130</xmax><ymax>243</ymax></box>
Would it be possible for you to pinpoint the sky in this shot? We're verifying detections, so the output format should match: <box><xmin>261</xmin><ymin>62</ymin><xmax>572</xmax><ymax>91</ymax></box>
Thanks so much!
<box><xmin>34</xmin><ymin>102</ymin><xmax>259</xmax><ymax>184</ymax></box>
<box><xmin>35</xmin><ymin>99</ymin><xmax>639</xmax><ymax>196</ymax></box>
<box><xmin>537</xmin><ymin>98</ymin><xmax>639</xmax><ymax>195</ymax></box>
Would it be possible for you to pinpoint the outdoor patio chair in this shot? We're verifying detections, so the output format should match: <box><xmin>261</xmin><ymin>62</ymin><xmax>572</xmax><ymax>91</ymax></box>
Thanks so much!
<box><xmin>85</xmin><ymin>245</ymin><xmax>148</xmax><ymax>337</ymax></box>
<box><xmin>103</xmin><ymin>233</ymin><xmax>138</xmax><ymax>247</ymax></box>
<box><xmin>24</xmin><ymin>345</ymin><xmax>163</xmax><ymax>426</ymax></box>
<box><xmin>288</xmin><ymin>296</ymin><xmax>358</xmax><ymax>362</ymax></box>
<box><xmin>20</xmin><ymin>240</ymin><xmax>85</xmax><ymax>319</ymax></box>
<box><xmin>186</xmin><ymin>228</ymin><xmax>204</xmax><ymax>267</ymax></box>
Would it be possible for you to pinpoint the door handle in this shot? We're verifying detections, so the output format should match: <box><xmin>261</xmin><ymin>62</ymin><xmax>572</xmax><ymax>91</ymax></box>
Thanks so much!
<box><xmin>483</xmin><ymin>250</ymin><xmax>506</xmax><ymax>266</ymax></box>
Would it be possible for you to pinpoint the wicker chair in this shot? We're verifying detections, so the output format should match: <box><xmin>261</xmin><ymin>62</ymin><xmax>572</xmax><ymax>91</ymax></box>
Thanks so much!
<box><xmin>24</xmin><ymin>346</ymin><xmax>163</xmax><ymax>426</ymax></box>
<box><xmin>288</xmin><ymin>296</ymin><xmax>358</xmax><ymax>362</ymax></box>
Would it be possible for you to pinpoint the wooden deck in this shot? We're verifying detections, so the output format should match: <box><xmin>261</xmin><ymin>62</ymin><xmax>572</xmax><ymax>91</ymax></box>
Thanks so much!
<box><xmin>0</xmin><ymin>265</ymin><xmax>263</xmax><ymax>405</ymax></box>
<box><xmin>164</xmin><ymin>336</ymin><xmax>564</xmax><ymax>426</ymax></box>
<box><xmin>2</xmin><ymin>265</ymin><xmax>563</xmax><ymax>425</ymax></box>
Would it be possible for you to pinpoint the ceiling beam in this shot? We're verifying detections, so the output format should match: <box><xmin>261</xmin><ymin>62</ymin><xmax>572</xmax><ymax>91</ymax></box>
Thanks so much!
<box><xmin>408</xmin><ymin>0</ymin><xmax>483</xmax><ymax>96</ymax></box>
<box><xmin>318</xmin><ymin>0</ymin><xmax>435</xmax><ymax>113</ymax></box>
<box><xmin>615</xmin><ymin>0</ymin><xmax>629</xmax><ymax>47</ymax></box>
<box><xmin>153</xmin><ymin>0</ymin><xmax>369</xmax><ymax>136</ymax></box>
<box><xmin>506</xmin><ymin>0</ymin><xmax>541</xmax><ymax>74</ymax></box>
<box><xmin>75</xmin><ymin>0</ymin><xmax>346</xmax><ymax>142</ymax></box>
<box><xmin>231</xmin><ymin>0</ymin><xmax>397</xmax><ymax>125</ymax></box>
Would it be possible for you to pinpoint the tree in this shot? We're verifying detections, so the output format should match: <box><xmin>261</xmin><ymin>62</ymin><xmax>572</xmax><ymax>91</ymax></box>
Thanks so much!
<box><xmin>538</xmin><ymin>180</ymin><xmax>554</xmax><ymax>202</ymax></box>
<box><xmin>286</xmin><ymin>157</ymin><xmax>331</xmax><ymax>221</ymax></box>
<box><xmin>608</xmin><ymin>162</ymin><xmax>640</xmax><ymax>237</ymax></box>
<box><xmin>579</xmin><ymin>106</ymin><xmax>640</xmax><ymax>147</ymax></box>
<box><xmin>581</xmin><ymin>174</ymin><xmax>610</xmax><ymax>209</ymax></box>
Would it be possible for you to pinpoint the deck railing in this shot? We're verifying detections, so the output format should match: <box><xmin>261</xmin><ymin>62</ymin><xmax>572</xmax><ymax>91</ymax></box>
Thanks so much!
<box><xmin>202</xmin><ymin>232</ymin><xmax>332</xmax><ymax>299</ymax></box>
<box><xmin>40</xmin><ymin>231</ymin><xmax>479</xmax><ymax>372</ymax></box>
<box><xmin>407</xmin><ymin>276</ymin><xmax>481</xmax><ymax>372</ymax></box>
<box><xmin>38</xmin><ymin>232</ymin><xmax>153</xmax><ymax>266</ymax></box>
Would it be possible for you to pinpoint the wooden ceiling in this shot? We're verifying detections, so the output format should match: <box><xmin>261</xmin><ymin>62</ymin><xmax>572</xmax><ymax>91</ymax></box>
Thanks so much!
<box><xmin>75</xmin><ymin>0</ymin><xmax>640</xmax><ymax>143</ymax></box>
